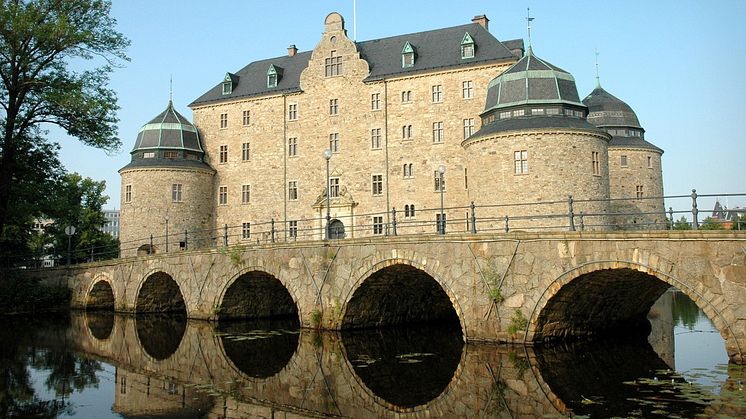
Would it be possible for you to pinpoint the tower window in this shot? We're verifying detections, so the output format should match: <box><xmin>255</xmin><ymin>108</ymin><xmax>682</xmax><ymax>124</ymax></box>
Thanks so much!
<box><xmin>636</xmin><ymin>185</ymin><xmax>644</xmax><ymax>199</ymax></box>
<box><xmin>647</xmin><ymin>156</ymin><xmax>653</xmax><ymax>168</ymax></box>
<box><xmin>592</xmin><ymin>151</ymin><xmax>601</xmax><ymax>175</ymax></box>
<box><xmin>401</xmin><ymin>42</ymin><xmax>415</xmax><ymax>68</ymax></box>
<box><xmin>371</xmin><ymin>128</ymin><xmax>381</xmax><ymax>149</ymax></box>
<box><xmin>514</xmin><ymin>150</ymin><xmax>528</xmax><ymax>174</ymax></box>
<box><xmin>403</xmin><ymin>163</ymin><xmax>413</xmax><ymax>178</ymax></box>
<box><xmin>172</xmin><ymin>184</ymin><xmax>182</xmax><ymax>202</ymax></box>
<box><xmin>620</xmin><ymin>155</ymin><xmax>628</xmax><ymax>167</ymax></box>
<box><xmin>125</xmin><ymin>185</ymin><xmax>132</xmax><ymax>203</ymax></box>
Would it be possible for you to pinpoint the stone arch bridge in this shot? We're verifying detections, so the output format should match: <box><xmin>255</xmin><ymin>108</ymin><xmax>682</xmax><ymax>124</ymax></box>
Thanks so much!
<box><xmin>61</xmin><ymin>231</ymin><xmax>746</xmax><ymax>363</ymax></box>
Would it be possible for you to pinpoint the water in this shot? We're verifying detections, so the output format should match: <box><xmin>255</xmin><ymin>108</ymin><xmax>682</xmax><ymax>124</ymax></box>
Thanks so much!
<box><xmin>0</xmin><ymin>291</ymin><xmax>743</xmax><ymax>418</ymax></box>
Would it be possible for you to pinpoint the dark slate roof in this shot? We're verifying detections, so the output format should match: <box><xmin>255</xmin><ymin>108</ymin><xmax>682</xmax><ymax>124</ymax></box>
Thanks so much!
<box><xmin>582</xmin><ymin>86</ymin><xmax>641</xmax><ymax>128</ymax></box>
<box><xmin>132</xmin><ymin>101</ymin><xmax>204</xmax><ymax>153</ymax></box>
<box><xmin>191</xmin><ymin>23</ymin><xmax>517</xmax><ymax>107</ymax></box>
<box><xmin>502</xmin><ymin>38</ymin><xmax>525</xmax><ymax>55</ymax></box>
<box><xmin>119</xmin><ymin>157</ymin><xmax>214</xmax><ymax>172</ymax></box>
<box><xmin>483</xmin><ymin>47</ymin><xmax>584</xmax><ymax>113</ymax></box>
<box><xmin>608</xmin><ymin>136</ymin><xmax>663</xmax><ymax>153</ymax></box>
<box><xmin>465</xmin><ymin>115</ymin><xmax>606</xmax><ymax>140</ymax></box>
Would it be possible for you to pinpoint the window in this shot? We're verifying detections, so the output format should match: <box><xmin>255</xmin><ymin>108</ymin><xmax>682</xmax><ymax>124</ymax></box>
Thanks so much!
<box><xmin>242</xmin><ymin>110</ymin><xmax>250</xmax><ymax>126</ymax></box>
<box><xmin>325</xmin><ymin>50</ymin><xmax>342</xmax><ymax>77</ymax></box>
<box><xmin>620</xmin><ymin>155</ymin><xmax>628</xmax><ymax>167</ymax></box>
<box><xmin>164</xmin><ymin>151</ymin><xmax>178</xmax><ymax>159</ymax></box>
<box><xmin>288</xmin><ymin>103</ymin><xmax>298</xmax><ymax>121</ymax></box>
<box><xmin>288</xmin><ymin>137</ymin><xmax>297</xmax><ymax>157</ymax></box>
<box><xmin>463</xmin><ymin>118</ymin><xmax>475</xmax><ymax>139</ymax></box>
<box><xmin>592</xmin><ymin>151</ymin><xmax>601</xmax><ymax>175</ymax></box>
<box><xmin>371</xmin><ymin>93</ymin><xmax>380</xmax><ymax>110</ymax></box>
<box><xmin>371</xmin><ymin>128</ymin><xmax>381</xmax><ymax>149</ymax></box>
<box><xmin>402</xmin><ymin>90</ymin><xmax>412</xmax><ymax>103</ymax></box>
<box><xmin>403</xmin><ymin>163</ymin><xmax>413</xmax><ymax>178</ymax></box>
<box><xmin>531</xmin><ymin>108</ymin><xmax>544</xmax><ymax>115</ymax></box>
<box><xmin>432</xmin><ymin>121</ymin><xmax>444</xmax><ymax>143</ymax></box>
<box><xmin>329</xmin><ymin>98</ymin><xmax>338</xmax><ymax>115</ymax></box>
<box><xmin>373</xmin><ymin>216</ymin><xmax>384</xmax><ymax>235</ymax></box>
<box><xmin>143</xmin><ymin>151</ymin><xmax>155</xmax><ymax>158</ymax></box>
<box><xmin>461</xmin><ymin>32</ymin><xmax>475</xmax><ymax>59</ymax></box>
<box><xmin>242</xmin><ymin>142</ymin><xmax>250</xmax><ymax>161</ymax></box>
<box><xmin>464</xmin><ymin>168</ymin><xmax>468</xmax><ymax>189</ymax></box>
<box><xmin>219</xmin><ymin>145</ymin><xmax>228</xmax><ymax>163</ymax></box>
<box><xmin>372</xmin><ymin>174</ymin><xmax>383</xmax><ymax>196</ymax></box>
<box><xmin>288</xmin><ymin>220</ymin><xmax>298</xmax><ymax>239</ymax></box>
<box><xmin>288</xmin><ymin>181</ymin><xmax>298</xmax><ymax>200</ymax></box>
<box><xmin>462</xmin><ymin>80</ymin><xmax>473</xmax><ymax>99</ymax></box>
<box><xmin>514</xmin><ymin>150</ymin><xmax>528</xmax><ymax>174</ymax></box>
<box><xmin>402</xmin><ymin>125</ymin><xmax>412</xmax><ymax>140</ymax></box>
<box><xmin>222</xmin><ymin>80</ymin><xmax>232</xmax><ymax>95</ymax></box>
<box><xmin>436</xmin><ymin>213</ymin><xmax>447</xmax><ymax>234</ymax></box>
<box><xmin>432</xmin><ymin>85</ymin><xmax>443</xmax><ymax>103</ymax></box>
<box><xmin>242</xmin><ymin>222</ymin><xmax>251</xmax><ymax>240</ymax></box>
<box><xmin>241</xmin><ymin>184</ymin><xmax>250</xmax><ymax>204</ymax></box>
<box><xmin>266</xmin><ymin>64</ymin><xmax>282</xmax><ymax>88</ymax></box>
<box><xmin>329</xmin><ymin>133</ymin><xmax>339</xmax><ymax>153</ymax></box>
<box><xmin>218</xmin><ymin>186</ymin><xmax>227</xmax><ymax>205</ymax></box>
<box><xmin>125</xmin><ymin>185</ymin><xmax>132</xmax><ymax>203</ymax></box>
<box><xmin>172</xmin><ymin>184</ymin><xmax>182</xmax><ymax>202</ymax></box>
<box><xmin>434</xmin><ymin>170</ymin><xmax>446</xmax><ymax>191</ymax></box>
<box><xmin>547</xmin><ymin>108</ymin><xmax>560</xmax><ymax>115</ymax></box>
<box><xmin>404</xmin><ymin>204</ymin><xmax>416</xmax><ymax>218</ymax></box>
<box><xmin>219</xmin><ymin>113</ymin><xmax>228</xmax><ymax>128</ymax></box>
<box><xmin>647</xmin><ymin>156</ymin><xmax>653</xmax><ymax>168</ymax></box>
<box><xmin>401</xmin><ymin>42</ymin><xmax>415</xmax><ymax>68</ymax></box>
<box><xmin>499</xmin><ymin>111</ymin><xmax>511</xmax><ymax>119</ymax></box>
<box><xmin>636</xmin><ymin>185</ymin><xmax>644</xmax><ymax>199</ymax></box>
<box><xmin>329</xmin><ymin>177</ymin><xmax>340</xmax><ymax>198</ymax></box>
<box><xmin>513</xmin><ymin>109</ymin><xmax>525</xmax><ymax>117</ymax></box>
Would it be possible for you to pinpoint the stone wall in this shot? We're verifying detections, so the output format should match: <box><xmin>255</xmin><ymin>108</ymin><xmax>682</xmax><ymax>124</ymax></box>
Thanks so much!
<box><xmin>608</xmin><ymin>147</ymin><xmax>665</xmax><ymax>229</ymax></box>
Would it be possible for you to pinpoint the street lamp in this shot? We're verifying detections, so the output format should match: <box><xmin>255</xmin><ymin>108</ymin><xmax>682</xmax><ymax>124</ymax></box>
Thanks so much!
<box><xmin>438</xmin><ymin>165</ymin><xmax>446</xmax><ymax>234</ymax></box>
<box><xmin>164</xmin><ymin>215</ymin><xmax>170</xmax><ymax>253</ymax></box>
<box><xmin>65</xmin><ymin>225</ymin><xmax>76</xmax><ymax>265</ymax></box>
<box><xmin>323</xmin><ymin>149</ymin><xmax>332</xmax><ymax>240</ymax></box>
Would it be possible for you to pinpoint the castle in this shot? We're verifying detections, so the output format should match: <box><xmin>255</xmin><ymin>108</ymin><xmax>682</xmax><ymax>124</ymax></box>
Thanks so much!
<box><xmin>119</xmin><ymin>12</ymin><xmax>664</xmax><ymax>256</ymax></box>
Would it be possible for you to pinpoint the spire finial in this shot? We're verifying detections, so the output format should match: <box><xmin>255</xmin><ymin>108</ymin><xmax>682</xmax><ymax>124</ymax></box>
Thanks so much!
<box><xmin>526</xmin><ymin>8</ymin><xmax>535</xmax><ymax>49</ymax></box>
<box><xmin>594</xmin><ymin>48</ymin><xmax>601</xmax><ymax>88</ymax></box>
<box><xmin>169</xmin><ymin>75</ymin><xmax>173</xmax><ymax>104</ymax></box>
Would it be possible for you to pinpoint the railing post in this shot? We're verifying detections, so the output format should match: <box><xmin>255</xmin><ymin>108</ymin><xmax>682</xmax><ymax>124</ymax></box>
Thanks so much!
<box><xmin>223</xmin><ymin>224</ymin><xmax>228</xmax><ymax>246</ymax></box>
<box><xmin>504</xmin><ymin>215</ymin><xmax>509</xmax><ymax>233</ymax></box>
<box><xmin>470</xmin><ymin>201</ymin><xmax>477</xmax><ymax>234</ymax></box>
<box><xmin>568</xmin><ymin>195</ymin><xmax>576</xmax><ymax>231</ymax></box>
<box><xmin>271</xmin><ymin>218</ymin><xmax>276</xmax><ymax>243</ymax></box>
<box><xmin>391</xmin><ymin>207</ymin><xmax>398</xmax><ymax>236</ymax></box>
<box><xmin>579</xmin><ymin>212</ymin><xmax>585</xmax><ymax>231</ymax></box>
<box><xmin>668</xmin><ymin>207</ymin><xmax>674</xmax><ymax>230</ymax></box>
<box><xmin>149</xmin><ymin>234</ymin><xmax>153</xmax><ymax>255</ymax></box>
<box><xmin>691</xmin><ymin>189</ymin><xmax>699</xmax><ymax>230</ymax></box>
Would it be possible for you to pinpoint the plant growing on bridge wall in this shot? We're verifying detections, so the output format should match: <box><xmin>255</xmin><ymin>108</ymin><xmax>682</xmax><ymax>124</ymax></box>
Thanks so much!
<box><xmin>507</xmin><ymin>309</ymin><xmax>527</xmax><ymax>337</ymax></box>
<box><xmin>311</xmin><ymin>308</ymin><xmax>322</xmax><ymax>329</ymax></box>
<box><xmin>229</xmin><ymin>246</ymin><xmax>243</xmax><ymax>266</ymax></box>
<box><xmin>483</xmin><ymin>259</ymin><xmax>504</xmax><ymax>304</ymax></box>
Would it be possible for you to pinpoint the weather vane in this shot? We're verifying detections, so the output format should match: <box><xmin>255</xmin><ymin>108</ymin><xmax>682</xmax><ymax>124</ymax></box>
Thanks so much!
<box><xmin>527</xmin><ymin>7</ymin><xmax>535</xmax><ymax>48</ymax></box>
<box><xmin>595</xmin><ymin>48</ymin><xmax>601</xmax><ymax>87</ymax></box>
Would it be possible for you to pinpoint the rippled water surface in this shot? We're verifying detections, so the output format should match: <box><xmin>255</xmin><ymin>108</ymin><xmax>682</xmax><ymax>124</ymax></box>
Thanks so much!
<box><xmin>0</xmin><ymin>291</ymin><xmax>743</xmax><ymax>418</ymax></box>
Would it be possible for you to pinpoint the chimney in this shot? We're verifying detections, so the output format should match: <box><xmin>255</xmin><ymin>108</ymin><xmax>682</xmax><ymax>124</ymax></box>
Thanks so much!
<box><xmin>472</xmin><ymin>15</ymin><xmax>489</xmax><ymax>31</ymax></box>
<box><xmin>287</xmin><ymin>44</ymin><xmax>298</xmax><ymax>57</ymax></box>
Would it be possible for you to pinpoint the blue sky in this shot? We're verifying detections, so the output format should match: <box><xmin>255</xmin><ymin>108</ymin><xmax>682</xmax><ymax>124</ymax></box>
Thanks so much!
<box><xmin>56</xmin><ymin>0</ymin><xmax>746</xmax><ymax>214</ymax></box>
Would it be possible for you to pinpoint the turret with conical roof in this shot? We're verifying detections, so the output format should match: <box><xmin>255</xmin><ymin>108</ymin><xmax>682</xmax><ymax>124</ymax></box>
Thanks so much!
<box><xmin>583</xmin><ymin>85</ymin><xmax>665</xmax><ymax>229</ymax></box>
<box><xmin>462</xmin><ymin>48</ymin><xmax>612</xmax><ymax>230</ymax></box>
<box><xmin>119</xmin><ymin>101</ymin><xmax>215</xmax><ymax>257</ymax></box>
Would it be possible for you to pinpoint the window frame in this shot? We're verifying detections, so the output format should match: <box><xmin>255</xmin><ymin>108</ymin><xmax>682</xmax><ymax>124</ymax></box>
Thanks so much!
<box><xmin>219</xmin><ymin>113</ymin><xmax>228</xmax><ymax>129</ymax></box>
<box><xmin>219</xmin><ymin>145</ymin><xmax>228</xmax><ymax>163</ymax></box>
<box><xmin>241</xmin><ymin>184</ymin><xmax>251</xmax><ymax>204</ymax></box>
<box><xmin>371</xmin><ymin>174</ymin><xmax>383</xmax><ymax>196</ymax></box>
<box><xmin>514</xmin><ymin>150</ymin><xmax>528</xmax><ymax>174</ymax></box>
<box><xmin>218</xmin><ymin>186</ymin><xmax>228</xmax><ymax>205</ymax></box>
<box><xmin>171</xmin><ymin>183</ymin><xmax>182</xmax><ymax>202</ymax></box>
<box><xmin>431</xmin><ymin>84</ymin><xmax>443</xmax><ymax>103</ymax></box>
<box><xmin>288</xmin><ymin>137</ymin><xmax>298</xmax><ymax>157</ymax></box>
<box><xmin>432</xmin><ymin>121</ymin><xmax>444</xmax><ymax>143</ymax></box>
<box><xmin>371</xmin><ymin>128</ymin><xmax>382</xmax><ymax>149</ymax></box>
<box><xmin>288</xmin><ymin>180</ymin><xmax>298</xmax><ymax>201</ymax></box>
<box><xmin>242</xmin><ymin>110</ymin><xmax>251</xmax><ymax>126</ymax></box>
<box><xmin>462</xmin><ymin>80</ymin><xmax>474</xmax><ymax>99</ymax></box>
<box><xmin>242</xmin><ymin>142</ymin><xmax>250</xmax><ymax>161</ymax></box>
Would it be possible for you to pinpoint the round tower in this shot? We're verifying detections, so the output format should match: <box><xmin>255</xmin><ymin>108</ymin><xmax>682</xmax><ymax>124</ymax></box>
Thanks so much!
<box><xmin>119</xmin><ymin>101</ymin><xmax>215</xmax><ymax>257</ymax></box>
<box><xmin>583</xmin><ymin>86</ymin><xmax>665</xmax><ymax>229</ymax></box>
<box><xmin>462</xmin><ymin>48</ymin><xmax>611</xmax><ymax>231</ymax></box>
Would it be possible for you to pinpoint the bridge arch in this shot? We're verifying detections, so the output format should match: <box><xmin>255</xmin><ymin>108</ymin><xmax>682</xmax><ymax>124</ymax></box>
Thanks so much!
<box><xmin>135</xmin><ymin>270</ymin><xmax>187</xmax><ymax>313</ymax></box>
<box><xmin>341</xmin><ymin>258</ymin><xmax>465</xmax><ymax>334</ymax></box>
<box><xmin>217</xmin><ymin>267</ymin><xmax>299</xmax><ymax>321</ymax></box>
<box><xmin>86</xmin><ymin>274</ymin><xmax>115</xmax><ymax>310</ymax></box>
<box><xmin>526</xmin><ymin>260</ymin><xmax>742</xmax><ymax>361</ymax></box>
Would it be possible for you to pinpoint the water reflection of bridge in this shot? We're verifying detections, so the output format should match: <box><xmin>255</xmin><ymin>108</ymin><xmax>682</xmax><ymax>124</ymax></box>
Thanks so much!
<box><xmin>72</xmin><ymin>312</ymin><xmax>743</xmax><ymax>418</ymax></box>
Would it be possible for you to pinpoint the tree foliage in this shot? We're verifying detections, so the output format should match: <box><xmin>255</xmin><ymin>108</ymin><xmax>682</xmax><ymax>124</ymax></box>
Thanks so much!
<box><xmin>699</xmin><ymin>217</ymin><xmax>725</xmax><ymax>230</ymax></box>
<box><xmin>672</xmin><ymin>216</ymin><xmax>692</xmax><ymax>230</ymax></box>
<box><xmin>0</xmin><ymin>0</ymin><xmax>129</xmax><ymax>243</ymax></box>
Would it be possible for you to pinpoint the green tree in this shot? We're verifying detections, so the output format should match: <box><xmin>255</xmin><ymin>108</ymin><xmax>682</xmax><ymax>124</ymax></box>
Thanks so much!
<box><xmin>48</xmin><ymin>173</ymin><xmax>118</xmax><ymax>263</ymax></box>
<box><xmin>700</xmin><ymin>216</ymin><xmax>725</xmax><ymax>230</ymax></box>
<box><xmin>731</xmin><ymin>214</ymin><xmax>746</xmax><ymax>231</ymax></box>
<box><xmin>673</xmin><ymin>216</ymin><xmax>692</xmax><ymax>230</ymax></box>
<box><xmin>0</xmin><ymin>0</ymin><xmax>128</xmax><ymax>246</ymax></box>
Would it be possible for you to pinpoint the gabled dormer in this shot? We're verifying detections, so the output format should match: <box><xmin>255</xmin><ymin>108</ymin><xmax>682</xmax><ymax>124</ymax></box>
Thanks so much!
<box><xmin>267</xmin><ymin>64</ymin><xmax>283</xmax><ymax>88</ymax></box>
<box><xmin>222</xmin><ymin>72</ymin><xmax>238</xmax><ymax>95</ymax></box>
<box><xmin>401</xmin><ymin>41</ymin><xmax>415</xmax><ymax>68</ymax></box>
<box><xmin>461</xmin><ymin>32</ymin><xmax>475</xmax><ymax>59</ymax></box>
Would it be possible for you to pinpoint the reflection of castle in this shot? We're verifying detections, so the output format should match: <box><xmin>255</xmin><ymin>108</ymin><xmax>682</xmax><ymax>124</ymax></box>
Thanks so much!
<box><xmin>119</xmin><ymin>12</ymin><xmax>664</xmax><ymax>256</ymax></box>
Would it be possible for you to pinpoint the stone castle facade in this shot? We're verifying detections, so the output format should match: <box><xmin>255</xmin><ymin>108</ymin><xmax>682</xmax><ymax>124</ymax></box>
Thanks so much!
<box><xmin>119</xmin><ymin>12</ymin><xmax>664</xmax><ymax>256</ymax></box>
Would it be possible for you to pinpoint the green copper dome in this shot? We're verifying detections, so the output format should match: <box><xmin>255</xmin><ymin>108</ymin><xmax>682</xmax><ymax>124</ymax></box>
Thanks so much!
<box><xmin>132</xmin><ymin>101</ymin><xmax>204</xmax><ymax>154</ymax></box>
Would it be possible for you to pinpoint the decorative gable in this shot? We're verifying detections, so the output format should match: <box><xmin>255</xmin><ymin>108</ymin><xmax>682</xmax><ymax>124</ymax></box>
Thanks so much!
<box><xmin>461</xmin><ymin>32</ymin><xmax>475</xmax><ymax>59</ymax></box>
<box><xmin>401</xmin><ymin>41</ymin><xmax>415</xmax><ymax>68</ymax></box>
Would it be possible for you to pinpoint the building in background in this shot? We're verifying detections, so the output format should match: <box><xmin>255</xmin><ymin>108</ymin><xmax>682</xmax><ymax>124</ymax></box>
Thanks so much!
<box><xmin>102</xmin><ymin>209</ymin><xmax>121</xmax><ymax>238</ymax></box>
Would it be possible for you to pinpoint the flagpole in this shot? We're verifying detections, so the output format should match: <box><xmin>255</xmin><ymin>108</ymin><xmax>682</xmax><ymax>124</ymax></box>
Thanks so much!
<box><xmin>353</xmin><ymin>0</ymin><xmax>357</xmax><ymax>41</ymax></box>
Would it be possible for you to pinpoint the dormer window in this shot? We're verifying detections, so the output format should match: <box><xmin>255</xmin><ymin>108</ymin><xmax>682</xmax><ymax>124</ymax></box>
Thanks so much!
<box><xmin>401</xmin><ymin>42</ymin><xmax>415</xmax><ymax>68</ymax></box>
<box><xmin>222</xmin><ymin>72</ymin><xmax>238</xmax><ymax>95</ymax></box>
<box><xmin>267</xmin><ymin>64</ymin><xmax>283</xmax><ymax>88</ymax></box>
<box><xmin>461</xmin><ymin>32</ymin><xmax>475</xmax><ymax>59</ymax></box>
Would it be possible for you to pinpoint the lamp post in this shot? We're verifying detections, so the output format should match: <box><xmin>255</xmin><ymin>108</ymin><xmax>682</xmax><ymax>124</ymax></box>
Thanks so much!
<box><xmin>438</xmin><ymin>165</ymin><xmax>446</xmax><ymax>234</ymax></box>
<box><xmin>323</xmin><ymin>149</ymin><xmax>332</xmax><ymax>240</ymax></box>
<box><xmin>64</xmin><ymin>225</ymin><xmax>76</xmax><ymax>265</ymax></box>
<box><xmin>164</xmin><ymin>215</ymin><xmax>169</xmax><ymax>253</ymax></box>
